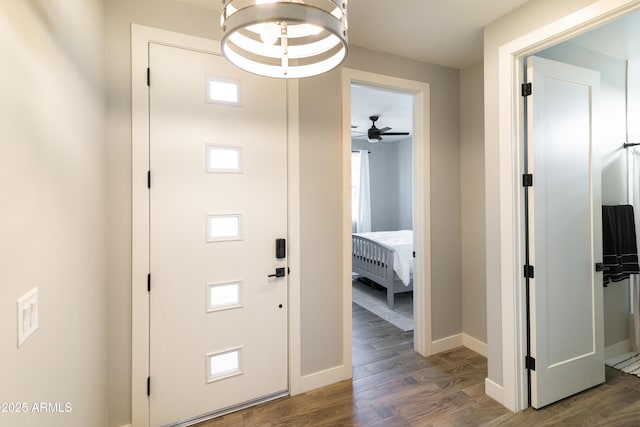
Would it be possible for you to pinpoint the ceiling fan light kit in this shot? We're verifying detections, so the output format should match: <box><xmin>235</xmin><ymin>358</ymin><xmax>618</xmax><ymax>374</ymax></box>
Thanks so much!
<box><xmin>220</xmin><ymin>0</ymin><xmax>349</xmax><ymax>78</ymax></box>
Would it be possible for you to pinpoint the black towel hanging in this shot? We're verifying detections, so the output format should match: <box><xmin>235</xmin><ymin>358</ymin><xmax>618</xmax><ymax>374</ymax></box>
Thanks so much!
<box><xmin>602</xmin><ymin>205</ymin><xmax>640</xmax><ymax>285</ymax></box>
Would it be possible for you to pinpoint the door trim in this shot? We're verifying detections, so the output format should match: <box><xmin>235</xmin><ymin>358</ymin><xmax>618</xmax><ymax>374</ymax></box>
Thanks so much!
<box><xmin>131</xmin><ymin>24</ymin><xmax>301</xmax><ymax>427</ymax></box>
<box><xmin>341</xmin><ymin>68</ymin><xmax>432</xmax><ymax>359</ymax></box>
<box><xmin>494</xmin><ymin>0</ymin><xmax>640</xmax><ymax>412</ymax></box>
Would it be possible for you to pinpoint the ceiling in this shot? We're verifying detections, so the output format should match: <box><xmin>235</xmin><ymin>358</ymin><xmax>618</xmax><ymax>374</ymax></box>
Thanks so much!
<box><xmin>565</xmin><ymin>9</ymin><xmax>640</xmax><ymax>61</ymax></box>
<box><xmin>177</xmin><ymin>0</ymin><xmax>535</xmax><ymax>142</ymax></box>
<box><xmin>349</xmin><ymin>6</ymin><xmax>640</xmax><ymax>145</ymax></box>
<box><xmin>177</xmin><ymin>2</ymin><xmax>640</xmax><ymax>143</ymax></box>
<box><xmin>177</xmin><ymin>0</ymin><xmax>532</xmax><ymax>69</ymax></box>
<box><xmin>350</xmin><ymin>84</ymin><xmax>413</xmax><ymax>143</ymax></box>
<box><xmin>347</xmin><ymin>0</ymin><xmax>531</xmax><ymax>69</ymax></box>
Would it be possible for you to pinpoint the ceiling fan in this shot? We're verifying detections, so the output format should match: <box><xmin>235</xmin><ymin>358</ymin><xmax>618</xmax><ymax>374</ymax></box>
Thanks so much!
<box><xmin>357</xmin><ymin>115</ymin><xmax>410</xmax><ymax>142</ymax></box>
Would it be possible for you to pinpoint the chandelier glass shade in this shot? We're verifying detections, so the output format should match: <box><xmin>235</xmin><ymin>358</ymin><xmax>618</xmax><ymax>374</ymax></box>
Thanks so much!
<box><xmin>220</xmin><ymin>0</ymin><xmax>348</xmax><ymax>78</ymax></box>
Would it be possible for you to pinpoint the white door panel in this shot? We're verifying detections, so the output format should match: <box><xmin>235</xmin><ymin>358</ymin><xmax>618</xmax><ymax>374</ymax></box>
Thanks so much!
<box><xmin>149</xmin><ymin>43</ymin><xmax>288</xmax><ymax>426</ymax></box>
<box><xmin>527</xmin><ymin>56</ymin><xmax>603</xmax><ymax>408</ymax></box>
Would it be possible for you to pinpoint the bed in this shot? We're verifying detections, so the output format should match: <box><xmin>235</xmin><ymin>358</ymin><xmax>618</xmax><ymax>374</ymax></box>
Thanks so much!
<box><xmin>352</xmin><ymin>230</ymin><xmax>414</xmax><ymax>308</ymax></box>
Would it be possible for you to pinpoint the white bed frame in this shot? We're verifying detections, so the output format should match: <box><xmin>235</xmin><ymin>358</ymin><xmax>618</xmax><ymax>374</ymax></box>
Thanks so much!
<box><xmin>352</xmin><ymin>234</ymin><xmax>413</xmax><ymax>308</ymax></box>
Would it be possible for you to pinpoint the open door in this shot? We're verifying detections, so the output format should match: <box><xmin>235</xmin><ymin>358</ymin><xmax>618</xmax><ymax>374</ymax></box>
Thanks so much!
<box><xmin>526</xmin><ymin>56</ymin><xmax>604</xmax><ymax>408</ymax></box>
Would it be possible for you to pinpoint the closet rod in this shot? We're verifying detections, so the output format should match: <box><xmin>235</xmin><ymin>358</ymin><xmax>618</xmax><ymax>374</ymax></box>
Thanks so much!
<box><xmin>624</xmin><ymin>142</ymin><xmax>640</xmax><ymax>148</ymax></box>
<box><xmin>351</xmin><ymin>150</ymin><xmax>371</xmax><ymax>153</ymax></box>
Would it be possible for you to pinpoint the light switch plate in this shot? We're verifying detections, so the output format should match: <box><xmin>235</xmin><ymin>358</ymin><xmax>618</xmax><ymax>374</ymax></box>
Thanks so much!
<box><xmin>17</xmin><ymin>288</ymin><xmax>38</xmax><ymax>348</ymax></box>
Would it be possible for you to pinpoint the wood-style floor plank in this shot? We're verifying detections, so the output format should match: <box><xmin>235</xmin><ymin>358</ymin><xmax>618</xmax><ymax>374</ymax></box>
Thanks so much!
<box><xmin>196</xmin><ymin>303</ymin><xmax>640</xmax><ymax>426</ymax></box>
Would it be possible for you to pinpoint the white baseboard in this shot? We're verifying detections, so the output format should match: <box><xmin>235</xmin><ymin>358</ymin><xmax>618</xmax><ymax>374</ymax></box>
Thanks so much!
<box><xmin>431</xmin><ymin>333</ymin><xmax>487</xmax><ymax>357</ymax></box>
<box><xmin>300</xmin><ymin>365</ymin><xmax>350</xmax><ymax>393</ymax></box>
<box><xmin>431</xmin><ymin>333</ymin><xmax>463</xmax><ymax>353</ymax></box>
<box><xmin>119</xmin><ymin>425</ymin><xmax>132</xmax><ymax>427</ymax></box>
<box><xmin>485</xmin><ymin>378</ymin><xmax>504</xmax><ymax>405</ymax></box>
<box><xmin>605</xmin><ymin>339</ymin><xmax>632</xmax><ymax>359</ymax></box>
<box><xmin>463</xmin><ymin>334</ymin><xmax>487</xmax><ymax>357</ymax></box>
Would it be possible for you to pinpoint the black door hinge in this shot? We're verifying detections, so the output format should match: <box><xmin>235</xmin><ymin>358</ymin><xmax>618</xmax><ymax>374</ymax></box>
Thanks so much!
<box><xmin>523</xmin><ymin>174</ymin><xmax>533</xmax><ymax>187</ymax></box>
<box><xmin>147</xmin><ymin>171</ymin><xmax>151</xmax><ymax>189</ymax></box>
<box><xmin>525</xmin><ymin>355</ymin><xmax>536</xmax><ymax>371</ymax></box>
<box><xmin>147</xmin><ymin>274</ymin><xmax>151</xmax><ymax>292</ymax></box>
<box><xmin>522</xmin><ymin>83</ymin><xmax>532</xmax><ymax>97</ymax></box>
<box><xmin>147</xmin><ymin>376</ymin><xmax>151</xmax><ymax>396</ymax></box>
<box><xmin>524</xmin><ymin>265</ymin><xmax>534</xmax><ymax>279</ymax></box>
<box><xmin>413</xmin><ymin>251</ymin><xmax>416</xmax><ymax>258</ymax></box>
<box><xmin>147</xmin><ymin>68</ymin><xmax>151</xmax><ymax>86</ymax></box>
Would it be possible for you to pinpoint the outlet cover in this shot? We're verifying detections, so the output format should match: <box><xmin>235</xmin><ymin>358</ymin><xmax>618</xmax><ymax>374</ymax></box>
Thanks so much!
<box><xmin>17</xmin><ymin>288</ymin><xmax>38</xmax><ymax>348</ymax></box>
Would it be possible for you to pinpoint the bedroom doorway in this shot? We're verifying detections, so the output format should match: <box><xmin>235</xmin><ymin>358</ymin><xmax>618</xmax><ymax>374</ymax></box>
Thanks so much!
<box><xmin>341</xmin><ymin>69</ymin><xmax>432</xmax><ymax>361</ymax></box>
<box><xmin>350</xmin><ymin>84</ymin><xmax>415</xmax><ymax>332</ymax></box>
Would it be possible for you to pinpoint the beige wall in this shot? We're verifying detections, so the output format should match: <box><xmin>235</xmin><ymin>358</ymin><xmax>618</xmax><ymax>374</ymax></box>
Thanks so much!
<box><xmin>0</xmin><ymin>1</ymin><xmax>107</xmax><ymax>426</ymax></box>
<box><xmin>299</xmin><ymin>71</ymin><xmax>345</xmax><ymax>374</ymax></box>
<box><xmin>345</xmin><ymin>47</ymin><xmax>463</xmax><ymax>342</ymax></box>
<box><xmin>460</xmin><ymin>62</ymin><xmax>487</xmax><ymax>343</ymax></box>
<box><xmin>484</xmin><ymin>0</ymin><xmax>609</xmax><ymax>388</ymax></box>
<box><xmin>299</xmin><ymin>48</ymin><xmax>463</xmax><ymax>372</ymax></box>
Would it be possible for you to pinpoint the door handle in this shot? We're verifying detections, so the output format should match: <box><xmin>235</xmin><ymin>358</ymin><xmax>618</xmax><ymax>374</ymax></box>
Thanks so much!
<box><xmin>595</xmin><ymin>262</ymin><xmax>604</xmax><ymax>272</ymax></box>
<box><xmin>268</xmin><ymin>267</ymin><xmax>286</xmax><ymax>278</ymax></box>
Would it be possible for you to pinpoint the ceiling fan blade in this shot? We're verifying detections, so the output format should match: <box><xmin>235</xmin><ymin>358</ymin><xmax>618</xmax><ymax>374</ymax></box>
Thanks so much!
<box><xmin>380</xmin><ymin>131</ymin><xmax>410</xmax><ymax>136</ymax></box>
<box><xmin>378</xmin><ymin>127</ymin><xmax>392</xmax><ymax>133</ymax></box>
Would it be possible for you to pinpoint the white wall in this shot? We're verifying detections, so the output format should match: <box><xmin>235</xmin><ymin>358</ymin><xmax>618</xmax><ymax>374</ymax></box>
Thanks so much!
<box><xmin>0</xmin><ymin>1</ymin><xmax>107</xmax><ymax>426</ymax></box>
<box><xmin>460</xmin><ymin>62</ymin><xmax>487</xmax><ymax>344</ymax></box>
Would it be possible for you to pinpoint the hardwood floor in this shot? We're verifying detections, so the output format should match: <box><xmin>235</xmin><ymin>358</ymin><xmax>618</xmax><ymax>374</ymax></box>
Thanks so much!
<box><xmin>196</xmin><ymin>303</ymin><xmax>640</xmax><ymax>426</ymax></box>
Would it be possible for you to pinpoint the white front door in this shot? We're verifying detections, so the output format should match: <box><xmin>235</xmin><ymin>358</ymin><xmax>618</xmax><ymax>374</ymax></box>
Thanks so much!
<box><xmin>148</xmin><ymin>43</ymin><xmax>289</xmax><ymax>426</ymax></box>
<box><xmin>527</xmin><ymin>56</ymin><xmax>604</xmax><ymax>408</ymax></box>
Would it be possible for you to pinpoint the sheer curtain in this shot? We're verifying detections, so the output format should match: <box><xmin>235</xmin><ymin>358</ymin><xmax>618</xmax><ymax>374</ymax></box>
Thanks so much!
<box><xmin>351</xmin><ymin>150</ymin><xmax>371</xmax><ymax>233</ymax></box>
<box><xmin>358</xmin><ymin>150</ymin><xmax>371</xmax><ymax>232</ymax></box>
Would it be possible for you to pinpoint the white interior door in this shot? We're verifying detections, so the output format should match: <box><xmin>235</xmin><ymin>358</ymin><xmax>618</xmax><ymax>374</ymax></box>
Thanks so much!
<box><xmin>527</xmin><ymin>56</ymin><xmax>604</xmax><ymax>408</ymax></box>
<box><xmin>148</xmin><ymin>43</ymin><xmax>289</xmax><ymax>426</ymax></box>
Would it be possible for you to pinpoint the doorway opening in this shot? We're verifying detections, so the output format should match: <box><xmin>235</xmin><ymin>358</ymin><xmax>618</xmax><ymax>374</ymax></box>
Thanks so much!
<box><xmin>534</xmin><ymin>6</ymin><xmax>640</xmax><ymax>367</ymax></box>
<box><xmin>341</xmin><ymin>68</ymin><xmax>432</xmax><ymax>368</ymax></box>
<box><xmin>350</xmin><ymin>83</ymin><xmax>416</xmax><ymax>358</ymax></box>
<box><xmin>519</xmin><ymin>8</ymin><xmax>640</xmax><ymax>409</ymax></box>
<box><xmin>496</xmin><ymin>0</ymin><xmax>640</xmax><ymax>412</ymax></box>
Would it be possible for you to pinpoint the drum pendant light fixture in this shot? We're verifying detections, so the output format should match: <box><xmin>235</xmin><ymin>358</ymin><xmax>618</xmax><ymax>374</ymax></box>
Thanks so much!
<box><xmin>220</xmin><ymin>0</ymin><xmax>348</xmax><ymax>78</ymax></box>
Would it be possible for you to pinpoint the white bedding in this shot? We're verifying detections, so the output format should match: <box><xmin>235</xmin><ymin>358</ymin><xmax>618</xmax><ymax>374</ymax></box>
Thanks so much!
<box><xmin>354</xmin><ymin>230</ymin><xmax>414</xmax><ymax>286</ymax></box>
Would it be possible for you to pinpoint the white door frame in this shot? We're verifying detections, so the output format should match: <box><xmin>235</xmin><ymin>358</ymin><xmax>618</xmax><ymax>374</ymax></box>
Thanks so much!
<box><xmin>341</xmin><ymin>69</ymin><xmax>432</xmax><ymax>358</ymax></box>
<box><xmin>495</xmin><ymin>0</ymin><xmax>640</xmax><ymax>412</ymax></box>
<box><xmin>130</xmin><ymin>24</ymin><xmax>302</xmax><ymax>427</ymax></box>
